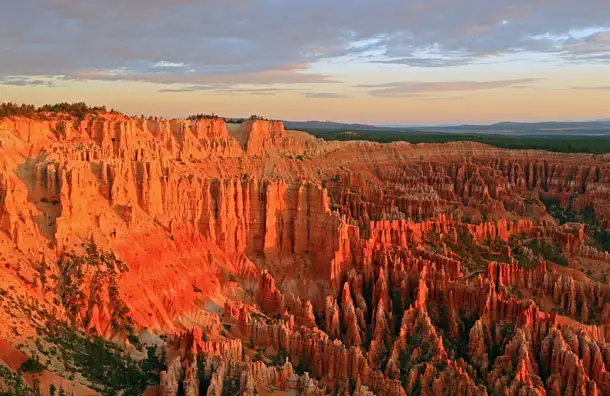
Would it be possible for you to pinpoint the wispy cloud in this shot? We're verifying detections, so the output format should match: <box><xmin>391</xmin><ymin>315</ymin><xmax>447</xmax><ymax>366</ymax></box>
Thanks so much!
<box><xmin>303</xmin><ymin>92</ymin><xmax>347</xmax><ymax>99</ymax></box>
<box><xmin>1</xmin><ymin>77</ymin><xmax>55</xmax><ymax>87</ymax></box>
<box><xmin>153</xmin><ymin>61</ymin><xmax>188</xmax><ymax>69</ymax></box>
<box><xmin>69</xmin><ymin>65</ymin><xmax>336</xmax><ymax>87</ymax></box>
<box><xmin>422</xmin><ymin>96</ymin><xmax>468</xmax><ymax>101</ymax></box>
<box><xmin>570</xmin><ymin>85</ymin><xmax>610</xmax><ymax>90</ymax></box>
<box><xmin>359</xmin><ymin>78</ymin><xmax>544</xmax><ymax>97</ymax></box>
<box><xmin>159</xmin><ymin>86</ymin><xmax>300</xmax><ymax>95</ymax></box>
<box><xmin>157</xmin><ymin>85</ymin><xmax>216</xmax><ymax>93</ymax></box>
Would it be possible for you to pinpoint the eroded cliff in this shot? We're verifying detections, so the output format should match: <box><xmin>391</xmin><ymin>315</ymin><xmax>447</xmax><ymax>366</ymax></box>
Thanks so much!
<box><xmin>2</xmin><ymin>113</ymin><xmax>610</xmax><ymax>395</ymax></box>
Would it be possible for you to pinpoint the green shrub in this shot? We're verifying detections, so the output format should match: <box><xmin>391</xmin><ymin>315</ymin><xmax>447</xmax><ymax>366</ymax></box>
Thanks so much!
<box><xmin>43</xmin><ymin>321</ymin><xmax>166</xmax><ymax>395</ymax></box>
<box><xmin>19</xmin><ymin>356</ymin><xmax>44</xmax><ymax>373</ymax></box>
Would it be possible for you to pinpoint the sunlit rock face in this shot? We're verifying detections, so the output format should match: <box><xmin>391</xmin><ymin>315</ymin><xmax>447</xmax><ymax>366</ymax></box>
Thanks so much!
<box><xmin>2</xmin><ymin>112</ymin><xmax>610</xmax><ymax>395</ymax></box>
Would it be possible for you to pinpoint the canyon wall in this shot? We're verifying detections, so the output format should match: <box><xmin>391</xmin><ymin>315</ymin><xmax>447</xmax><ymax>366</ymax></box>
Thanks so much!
<box><xmin>2</xmin><ymin>113</ymin><xmax>610</xmax><ymax>395</ymax></box>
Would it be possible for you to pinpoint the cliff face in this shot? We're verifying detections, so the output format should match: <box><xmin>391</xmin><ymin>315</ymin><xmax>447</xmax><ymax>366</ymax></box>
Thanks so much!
<box><xmin>2</xmin><ymin>113</ymin><xmax>610</xmax><ymax>395</ymax></box>
<box><xmin>242</xmin><ymin>120</ymin><xmax>286</xmax><ymax>157</ymax></box>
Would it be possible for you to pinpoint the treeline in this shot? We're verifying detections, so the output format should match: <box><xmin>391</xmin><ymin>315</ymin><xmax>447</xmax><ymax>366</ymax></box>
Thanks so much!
<box><xmin>0</xmin><ymin>102</ymin><xmax>121</xmax><ymax>119</ymax></box>
<box><xmin>1</xmin><ymin>102</ymin><xmax>280</xmax><ymax>124</ymax></box>
<box><xmin>186</xmin><ymin>113</ymin><xmax>221</xmax><ymax>120</ymax></box>
<box><xmin>186</xmin><ymin>113</ymin><xmax>272</xmax><ymax>123</ymax></box>
<box><xmin>302</xmin><ymin>128</ymin><xmax>610</xmax><ymax>154</ymax></box>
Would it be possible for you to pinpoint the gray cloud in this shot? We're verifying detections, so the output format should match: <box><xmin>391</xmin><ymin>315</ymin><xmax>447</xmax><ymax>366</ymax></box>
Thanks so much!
<box><xmin>422</xmin><ymin>96</ymin><xmax>468</xmax><ymax>101</ymax></box>
<box><xmin>303</xmin><ymin>93</ymin><xmax>347</xmax><ymax>99</ymax></box>
<box><xmin>1</xmin><ymin>1</ymin><xmax>610</xmax><ymax>86</ymax></box>
<box><xmin>359</xmin><ymin>78</ymin><xmax>544</xmax><ymax>97</ymax></box>
<box><xmin>158</xmin><ymin>85</ymin><xmax>217</xmax><ymax>93</ymax></box>
<box><xmin>373</xmin><ymin>57</ymin><xmax>473</xmax><ymax>67</ymax></box>
<box><xmin>159</xmin><ymin>86</ymin><xmax>300</xmax><ymax>95</ymax></box>
<box><xmin>68</xmin><ymin>64</ymin><xmax>336</xmax><ymax>86</ymax></box>
<box><xmin>1</xmin><ymin>77</ymin><xmax>55</xmax><ymax>87</ymax></box>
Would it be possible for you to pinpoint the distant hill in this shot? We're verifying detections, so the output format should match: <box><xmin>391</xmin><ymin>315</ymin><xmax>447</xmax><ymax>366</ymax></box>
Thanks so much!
<box><xmin>420</xmin><ymin>120</ymin><xmax>610</xmax><ymax>135</ymax></box>
<box><xmin>286</xmin><ymin>119</ymin><xmax>610</xmax><ymax>137</ymax></box>
<box><xmin>284</xmin><ymin>120</ymin><xmax>399</xmax><ymax>131</ymax></box>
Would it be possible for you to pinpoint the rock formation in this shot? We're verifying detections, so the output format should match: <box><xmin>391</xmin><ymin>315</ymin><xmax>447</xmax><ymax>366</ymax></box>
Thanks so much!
<box><xmin>2</xmin><ymin>112</ymin><xmax>610</xmax><ymax>395</ymax></box>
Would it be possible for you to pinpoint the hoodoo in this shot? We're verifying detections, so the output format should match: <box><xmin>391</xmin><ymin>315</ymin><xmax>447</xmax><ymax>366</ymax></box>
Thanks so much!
<box><xmin>2</xmin><ymin>112</ymin><xmax>610</xmax><ymax>395</ymax></box>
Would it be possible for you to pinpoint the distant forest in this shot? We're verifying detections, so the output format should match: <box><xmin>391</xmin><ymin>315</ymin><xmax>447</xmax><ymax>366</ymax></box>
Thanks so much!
<box><xmin>186</xmin><ymin>114</ymin><xmax>272</xmax><ymax>123</ymax></box>
<box><xmin>303</xmin><ymin>128</ymin><xmax>610</xmax><ymax>154</ymax></box>
<box><xmin>0</xmin><ymin>102</ymin><xmax>120</xmax><ymax>119</ymax></box>
<box><xmin>0</xmin><ymin>102</ymin><xmax>277</xmax><ymax>124</ymax></box>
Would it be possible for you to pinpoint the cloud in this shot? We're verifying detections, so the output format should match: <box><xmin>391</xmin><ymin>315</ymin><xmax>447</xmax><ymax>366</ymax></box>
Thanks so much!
<box><xmin>570</xmin><ymin>86</ymin><xmax>610</xmax><ymax>91</ymax></box>
<box><xmin>589</xmin><ymin>32</ymin><xmax>610</xmax><ymax>43</ymax></box>
<box><xmin>1</xmin><ymin>77</ymin><xmax>55</xmax><ymax>87</ymax></box>
<box><xmin>153</xmin><ymin>61</ymin><xmax>188</xmax><ymax>69</ymax></box>
<box><xmin>510</xmin><ymin>85</ymin><xmax>538</xmax><ymax>90</ymax></box>
<box><xmin>159</xmin><ymin>86</ymin><xmax>299</xmax><ymax>95</ymax></box>
<box><xmin>373</xmin><ymin>57</ymin><xmax>472</xmax><ymax>67</ymax></box>
<box><xmin>68</xmin><ymin>65</ymin><xmax>336</xmax><ymax>86</ymax></box>
<box><xmin>359</xmin><ymin>78</ymin><xmax>543</xmax><ymax>97</ymax></box>
<box><xmin>422</xmin><ymin>96</ymin><xmax>468</xmax><ymax>101</ymax></box>
<box><xmin>158</xmin><ymin>85</ymin><xmax>217</xmax><ymax>93</ymax></box>
<box><xmin>303</xmin><ymin>92</ymin><xmax>347</xmax><ymax>99</ymax></box>
<box><xmin>0</xmin><ymin>0</ymin><xmax>610</xmax><ymax>88</ymax></box>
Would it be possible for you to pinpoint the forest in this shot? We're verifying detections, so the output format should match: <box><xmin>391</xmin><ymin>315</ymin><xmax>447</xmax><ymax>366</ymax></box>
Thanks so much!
<box><xmin>303</xmin><ymin>128</ymin><xmax>610</xmax><ymax>154</ymax></box>
<box><xmin>0</xmin><ymin>102</ymin><xmax>118</xmax><ymax>119</ymax></box>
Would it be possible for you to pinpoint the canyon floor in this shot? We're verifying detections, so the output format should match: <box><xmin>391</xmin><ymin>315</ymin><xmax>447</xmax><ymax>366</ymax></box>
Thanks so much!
<box><xmin>1</xmin><ymin>112</ymin><xmax>610</xmax><ymax>395</ymax></box>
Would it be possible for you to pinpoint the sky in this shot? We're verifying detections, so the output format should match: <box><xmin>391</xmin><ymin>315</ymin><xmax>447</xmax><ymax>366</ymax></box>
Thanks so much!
<box><xmin>1</xmin><ymin>0</ymin><xmax>610</xmax><ymax>125</ymax></box>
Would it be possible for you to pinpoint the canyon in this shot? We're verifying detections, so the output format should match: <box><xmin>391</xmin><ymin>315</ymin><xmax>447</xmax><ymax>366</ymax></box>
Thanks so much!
<box><xmin>1</xmin><ymin>112</ymin><xmax>610</xmax><ymax>395</ymax></box>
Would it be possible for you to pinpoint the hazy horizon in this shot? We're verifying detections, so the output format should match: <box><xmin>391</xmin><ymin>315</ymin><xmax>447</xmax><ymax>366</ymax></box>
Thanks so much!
<box><xmin>1</xmin><ymin>1</ymin><xmax>610</xmax><ymax>124</ymax></box>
